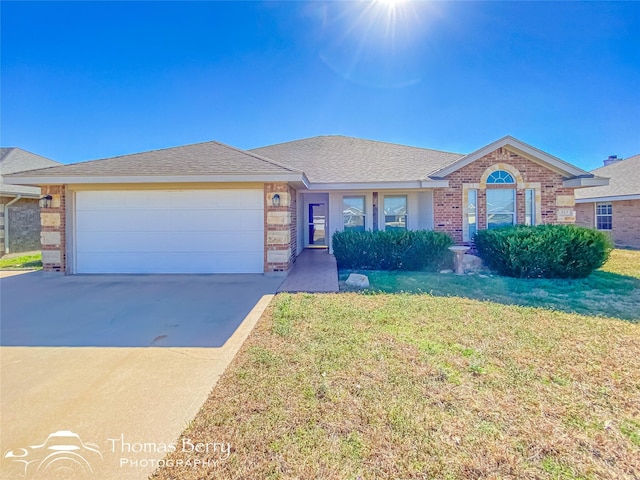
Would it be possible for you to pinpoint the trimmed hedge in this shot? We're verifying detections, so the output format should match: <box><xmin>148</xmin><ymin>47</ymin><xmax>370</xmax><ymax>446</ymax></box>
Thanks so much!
<box><xmin>474</xmin><ymin>225</ymin><xmax>613</xmax><ymax>278</ymax></box>
<box><xmin>332</xmin><ymin>229</ymin><xmax>454</xmax><ymax>271</ymax></box>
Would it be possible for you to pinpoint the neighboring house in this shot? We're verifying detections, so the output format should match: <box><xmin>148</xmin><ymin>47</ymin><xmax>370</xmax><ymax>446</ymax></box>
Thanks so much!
<box><xmin>4</xmin><ymin>135</ymin><xmax>607</xmax><ymax>274</ymax></box>
<box><xmin>575</xmin><ymin>154</ymin><xmax>640</xmax><ymax>249</ymax></box>
<box><xmin>0</xmin><ymin>148</ymin><xmax>60</xmax><ymax>257</ymax></box>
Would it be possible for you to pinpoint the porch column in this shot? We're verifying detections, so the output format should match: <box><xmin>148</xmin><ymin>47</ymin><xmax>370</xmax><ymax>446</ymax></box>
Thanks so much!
<box><xmin>40</xmin><ymin>185</ymin><xmax>66</xmax><ymax>273</ymax></box>
<box><xmin>264</xmin><ymin>183</ymin><xmax>297</xmax><ymax>273</ymax></box>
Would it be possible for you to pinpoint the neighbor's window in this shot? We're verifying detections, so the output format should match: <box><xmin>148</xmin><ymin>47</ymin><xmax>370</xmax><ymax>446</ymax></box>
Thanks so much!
<box><xmin>596</xmin><ymin>203</ymin><xmax>612</xmax><ymax>230</ymax></box>
<box><xmin>343</xmin><ymin>196</ymin><xmax>365</xmax><ymax>232</ymax></box>
<box><xmin>383</xmin><ymin>196</ymin><xmax>407</xmax><ymax>231</ymax></box>
<box><xmin>467</xmin><ymin>189</ymin><xmax>477</xmax><ymax>239</ymax></box>
<box><xmin>525</xmin><ymin>188</ymin><xmax>536</xmax><ymax>226</ymax></box>
<box><xmin>487</xmin><ymin>189</ymin><xmax>516</xmax><ymax>228</ymax></box>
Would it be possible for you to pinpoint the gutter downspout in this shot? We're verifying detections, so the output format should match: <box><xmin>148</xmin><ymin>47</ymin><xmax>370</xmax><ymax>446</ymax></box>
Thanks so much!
<box><xmin>4</xmin><ymin>195</ymin><xmax>22</xmax><ymax>254</ymax></box>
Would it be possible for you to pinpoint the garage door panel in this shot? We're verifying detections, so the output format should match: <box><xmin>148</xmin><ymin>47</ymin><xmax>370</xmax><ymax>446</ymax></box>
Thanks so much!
<box><xmin>75</xmin><ymin>190</ymin><xmax>265</xmax><ymax>273</ymax></box>
<box><xmin>76</xmin><ymin>252</ymin><xmax>264</xmax><ymax>274</ymax></box>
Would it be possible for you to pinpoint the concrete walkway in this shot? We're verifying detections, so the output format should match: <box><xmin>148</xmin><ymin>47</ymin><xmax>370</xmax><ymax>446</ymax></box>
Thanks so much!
<box><xmin>0</xmin><ymin>271</ymin><xmax>278</xmax><ymax>479</ymax></box>
<box><xmin>278</xmin><ymin>248</ymin><xmax>339</xmax><ymax>293</ymax></box>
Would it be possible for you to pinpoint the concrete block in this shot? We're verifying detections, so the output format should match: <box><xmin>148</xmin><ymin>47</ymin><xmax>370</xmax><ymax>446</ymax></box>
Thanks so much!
<box><xmin>41</xmin><ymin>231</ymin><xmax>61</xmax><ymax>246</ymax></box>
<box><xmin>267</xmin><ymin>230</ymin><xmax>290</xmax><ymax>245</ymax></box>
<box><xmin>556</xmin><ymin>195</ymin><xmax>575</xmax><ymax>207</ymax></box>
<box><xmin>41</xmin><ymin>212</ymin><xmax>61</xmax><ymax>227</ymax></box>
<box><xmin>42</xmin><ymin>250</ymin><xmax>61</xmax><ymax>264</ymax></box>
<box><xmin>267</xmin><ymin>249</ymin><xmax>291</xmax><ymax>264</ymax></box>
<box><xmin>266</xmin><ymin>211</ymin><xmax>291</xmax><ymax>225</ymax></box>
<box><xmin>51</xmin><ymin>195</ymin><xmax>62</xmax><ymax>208</ymax></box>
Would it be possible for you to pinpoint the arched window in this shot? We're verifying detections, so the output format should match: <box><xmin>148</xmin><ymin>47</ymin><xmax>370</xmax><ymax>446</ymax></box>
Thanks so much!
<box><xmin>486</xmin><ymin>170</ymin><xmax>516</xmax><ymax>228</ymax></box>
<box><xmin>486</xmin><ymin>170</ymin><xmax>515</xmax><ymax>184</ymax></box>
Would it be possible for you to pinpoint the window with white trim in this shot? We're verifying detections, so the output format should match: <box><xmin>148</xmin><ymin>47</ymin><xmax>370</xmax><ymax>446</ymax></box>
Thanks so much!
<box><xmin>487</xmin><ymin>189</ymin><xmax>516</xmax><ymax>228</ymax></box>
<box><xmin>467</xmin><ymin>189</ymin><xmax>477</xmax><ymax>240</ymax></box>
<box><xmin>383</xmin><ymin>196</ymin><xmax>407</xmax><ymax>231</ymax></box>
<box><xmin>486</xmin><ymin>170</ymin><xmax>516</xmax><ymax>229</ymax></box>
<box><xmin>343</xmin><ymin>196</ymin><xmax>365</xmax><ymax>231</ymax></box>
<box><xmin>596</xmin><ymin>203</ymin><xmax>612</xmax><ymax>230</ymax></box>
<box><xmin>525</xmin><ymin>188</ymin><xmax>536</xmax><ymax>226</ymax></box>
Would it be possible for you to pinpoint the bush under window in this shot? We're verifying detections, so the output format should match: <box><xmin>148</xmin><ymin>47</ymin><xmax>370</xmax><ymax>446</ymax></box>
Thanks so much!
<box><xmin>332</xmin><ymin>230</ymin><xmax>454</xmax><ymax>271</ymax></box>
<box><xmin>474</xmin><ymin>225</ymin><xmax>612</xmax><ymax>278</ymax></box>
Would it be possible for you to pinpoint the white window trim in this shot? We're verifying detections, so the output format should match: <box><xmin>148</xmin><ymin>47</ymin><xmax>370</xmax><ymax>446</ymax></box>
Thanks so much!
<box><xmin>595</xmin><ymin>202</ymin><xmax>613</xmax><ymax>231</ymax></box>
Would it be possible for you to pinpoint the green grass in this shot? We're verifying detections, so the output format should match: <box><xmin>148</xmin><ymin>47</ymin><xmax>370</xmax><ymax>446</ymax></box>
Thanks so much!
<box><xmin>339</xmin><ymin>249</ymin><xmax>640</xmax><ymax>322</ymax></box>
<box><xmin>152</xmin><ymin>293</ymin><xmax>640</xmax><ymax>479</ymax></box>
<box><xmin>0</xmin><ymin>252</ymin><xmax>42</xmax><ymax>269</ymax></box>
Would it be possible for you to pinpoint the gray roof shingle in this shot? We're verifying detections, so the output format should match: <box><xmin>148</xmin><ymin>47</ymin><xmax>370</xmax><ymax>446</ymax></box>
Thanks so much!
<box><xmin>575</xmin><ymin>154</ymin><xmax>640</xmax><ymax>200</ymax></box>
<box><xmin>0</xmin><ymin>148</ymin><xmax>60</xmax><ymax>196</ymax></box>
<box><xmin>251</xmin><ymin>135</ymin><xmax>464</xmax><ymax>183</ymax></box>
<box><xmin>6</xmin><ymin>141</ymin><xmax>300</xmax><ymax>178</ymax></box>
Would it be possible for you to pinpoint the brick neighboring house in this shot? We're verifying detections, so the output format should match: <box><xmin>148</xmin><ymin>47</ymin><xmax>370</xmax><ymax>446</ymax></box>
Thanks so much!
<box><xmin>0</xmin><ymin>148</ymin><xmax>60</xmax><ymax>257</ymax></box>
<box><xmin>4</xmin><ymin>135</ymin><xmax>607</xmax><ymax>274</ymax></box>
<box><xmin>575</xmin><ymin>154</ymin><xmax>640</xmax><ymax>249</ymax></box>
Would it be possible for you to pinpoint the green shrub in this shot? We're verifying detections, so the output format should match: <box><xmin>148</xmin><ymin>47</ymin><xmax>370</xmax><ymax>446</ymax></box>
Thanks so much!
<box><xmin>332</xmin><ymin>230</ymin><xmax>454</xmax><ymax>271</ymax></box>
<box><xmin>474</xmin><ymin>225</ymin><xmax>613</xmax><ymax>278</ymax></box>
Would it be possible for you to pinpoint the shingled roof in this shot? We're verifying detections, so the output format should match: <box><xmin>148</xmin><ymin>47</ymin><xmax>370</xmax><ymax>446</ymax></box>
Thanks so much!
<box><xmin>575</xmin><ymin>154</ymin><xmax>640</xmax><ymax>201</ymax></box>
<box><xmin>0</xmin><ymin>148</ymin><xmax>60</xmax><ymax>196</ymax></box>
<box><xmin>6</xmin><ymin>141</ymin><xmax>300</xmax><ymax>179</ymax></box>
<box><xmin>251</xmin><ymin>135</ymin><xmax>464</xmax><ymax>183</ymax></box>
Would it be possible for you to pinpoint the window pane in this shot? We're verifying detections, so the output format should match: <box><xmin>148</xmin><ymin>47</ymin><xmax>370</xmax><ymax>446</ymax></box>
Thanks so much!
<box><xmin>596</xmin><ymin>203</ymin><xmax>612</xmax><ymax>230</ymax></box>
<box><xmin>487</xmin><ymin>189</ymin><xmax>515</xmax><ymax>228</ymax></box>
<box><xmin>343</xmin><ymin>196</ymin><xmax>365</xmax><ymax>231</ymax></box>
<box><xmin>487</xmin><ymin>189</ymin><xmax>515</xmax><ymax>214</ymax></box>
<box><xmin>384</xmin><ymin>196</ymin><xmax>407</xmax><ymax>230</ymax></box>
<box><xmin>525</xmin><ymin>188</ymin><xmax>535</xmax><ymax>226</ymax></box>
<box><xmin>486</xmin><ymin>170</ymin><xmax>515</xmax><ymax>184</ymax></box>
<box><xmin>467</xmin><ymin>189</ymin><xmax>477</xmax><ymax>240</ymax></box>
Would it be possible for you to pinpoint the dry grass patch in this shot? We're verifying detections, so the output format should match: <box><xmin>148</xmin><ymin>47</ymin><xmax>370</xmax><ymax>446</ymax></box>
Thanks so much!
<box><xmin>152</xmin><ymin>294</ymin><xmax>640</xmax><ymax>479</ymax></box>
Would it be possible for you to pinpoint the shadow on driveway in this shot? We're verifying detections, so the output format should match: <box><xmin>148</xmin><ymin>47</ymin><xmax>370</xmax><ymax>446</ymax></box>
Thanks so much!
<box><xmin>0</xmin><ymin>272</ymin><xmax>283</xmax><ymax>347</ymax></box>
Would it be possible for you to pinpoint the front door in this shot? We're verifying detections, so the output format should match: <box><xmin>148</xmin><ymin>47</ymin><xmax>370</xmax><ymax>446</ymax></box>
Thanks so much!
<box><xmin>308</xmin><ymin>203</ymin><xmax>326</xmax><ymax>247</ymax></box>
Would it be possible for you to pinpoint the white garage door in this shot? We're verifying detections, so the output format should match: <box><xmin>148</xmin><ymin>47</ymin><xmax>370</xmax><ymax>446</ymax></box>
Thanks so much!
<box><xmin>75</xmin><ymin>190</ymin><xmax>264</xmax><ymax>273</ymax></box>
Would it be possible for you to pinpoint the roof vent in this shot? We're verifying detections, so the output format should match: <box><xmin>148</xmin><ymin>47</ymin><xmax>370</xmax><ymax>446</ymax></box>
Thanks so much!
<box><xmin>603</xmin><ymin>155</ymin><xmax>623</xmax><ymax>166</ymax></box>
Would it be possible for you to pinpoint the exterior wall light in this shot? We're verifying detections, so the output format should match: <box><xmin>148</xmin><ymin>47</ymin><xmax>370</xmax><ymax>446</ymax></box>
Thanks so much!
<box><xmin>39</xmin><ymin>195</ymin><xmax>53</xmax><ymax>208</ymax></box>
<box><xmin>272</xmin><ymin>194</ymin><xmax>281</xmax><ymax>207</ymax></box>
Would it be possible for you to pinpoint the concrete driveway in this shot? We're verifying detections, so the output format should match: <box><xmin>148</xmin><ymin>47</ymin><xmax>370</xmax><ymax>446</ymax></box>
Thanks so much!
<box><xmin>0</xmin><ymin>272</ymin><xmax>282</xmax><ymax>479</ymax></box>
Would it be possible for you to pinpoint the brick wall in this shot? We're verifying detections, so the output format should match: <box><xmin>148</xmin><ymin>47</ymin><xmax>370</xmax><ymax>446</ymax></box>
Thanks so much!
<box><xmin>264</xmin><ymin>183</ymin><xmax>297</xmax><ymax>273</ymax></box>
<box><xmin>576</xmin><ymin>199</ymin><xmax>640</xmax><ymax>249</ymax></box>
<box><xmin>40</xmin><ymin>185</ymin><xmax>66</xmax><ymax>272</ymax></box>
<box><xmin>0</xmin><ymin>198</ymin><xmax>44</xmax><ymax>256</ymax></box>
<box><xmin>575</xmin><ymin>203</ymin><xmax>594</xmax><ymax>229</ymax></box>
<box><xmin>434</xmin><ymin>147</ymin><xmax>576</xmax><ymax>243</ymax></box>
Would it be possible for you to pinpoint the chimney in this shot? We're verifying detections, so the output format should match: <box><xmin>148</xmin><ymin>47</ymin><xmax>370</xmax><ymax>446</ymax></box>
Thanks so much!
<box><xmin>603</xmin><ymin>155</ymin><xmax>623</xmax><ymax>166</ymax></box>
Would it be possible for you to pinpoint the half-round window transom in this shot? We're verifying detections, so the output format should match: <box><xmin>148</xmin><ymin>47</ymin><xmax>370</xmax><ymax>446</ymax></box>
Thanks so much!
<box><xmin>486</xmin><ymin>170</ymin><xmax>515</xmax><ymax>184</ymax></box>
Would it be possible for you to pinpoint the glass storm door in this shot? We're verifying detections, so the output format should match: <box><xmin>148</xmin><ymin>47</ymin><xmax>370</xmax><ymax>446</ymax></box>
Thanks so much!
<box><xmin>308</xmin><ymin>203</ymin><xmax>326</xmax><ymax>246</ymax></box>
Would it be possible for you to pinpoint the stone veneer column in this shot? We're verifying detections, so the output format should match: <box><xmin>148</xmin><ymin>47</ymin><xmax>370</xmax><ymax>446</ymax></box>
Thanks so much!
<box><xmin>264</xmin><ymin>183</ymin><xmax>296</xmax><ymax>273</ymax></box>
<box><xmin>40</xmin><ymin>185</ymin><xmax>66</xmax><ymax>273</ymax></box>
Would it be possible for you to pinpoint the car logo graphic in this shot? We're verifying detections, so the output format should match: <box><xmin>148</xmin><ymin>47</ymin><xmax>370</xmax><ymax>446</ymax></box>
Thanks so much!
<box><xmin>4</xmin><ymin>430</ymin><xmax>103</xmax><ymax>479</ymax></box>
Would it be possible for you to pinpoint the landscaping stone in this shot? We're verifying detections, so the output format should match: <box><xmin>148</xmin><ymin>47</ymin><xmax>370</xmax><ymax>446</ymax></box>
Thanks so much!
<box><xmin>346</xmin><ymin>273</ymin><xmax>370</xmax><ymax>288</ymax></box>
<box><xmin>462</xmin><ymin>254</ymin><xmax>485</xmax><ymax>272</ymax></box>
<box><xmin>439</xmin><ymin>269</ymin><xmax>453</xmax><ymax>274</ymax></box>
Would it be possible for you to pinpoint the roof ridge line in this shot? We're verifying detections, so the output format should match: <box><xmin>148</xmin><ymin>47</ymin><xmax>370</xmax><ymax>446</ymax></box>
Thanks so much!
<box><xmin>250</xmin><ymin>135</ymin><xmax>466</xmax><ymax>157</ymax></box>
<box><xmin>208</xmin><ymin>140</ymin><xmax>302</xmax><ymax>173</ymax></box>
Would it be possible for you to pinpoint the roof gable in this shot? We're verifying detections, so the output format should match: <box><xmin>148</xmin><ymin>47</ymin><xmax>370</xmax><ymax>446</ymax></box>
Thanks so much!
<box><xmin>251</xmin><ymin>135</ymin><xmax>464</xmax><ymax>184</ymax></box>
<box><xmin>575</xmin><ymin>154</ymin><xmax>640</xmax><ymax>201</ymax></box>
<box><xmin>4</xmin><ymin>141</ymin><xmax>305</xmax><ymax>185</ymax></box>
<box><xmin>0</xmin><ymin>148</ymin><xmax>60</xmax><ymax>197</ymax></box>
<box><xmin>430</xmin><ymin>136</ymin><xmax>592</xmax><ymax>179</ymax></box>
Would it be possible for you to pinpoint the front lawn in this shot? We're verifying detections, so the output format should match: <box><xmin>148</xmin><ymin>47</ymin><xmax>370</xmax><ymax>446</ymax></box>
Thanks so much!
<box><xmin>340</xmin><ymin>249</ymin><xmax>640</xmax><ymax>322</ymax></box>
<box><xmin>0</xmin><ymin>252</ymin><xmax>42</xmax><ymax>269</ymax></box>
<box><xmin>152</xmin><ymin>293</ymin><xmax>640</xmax><ymax>479</ymax></box>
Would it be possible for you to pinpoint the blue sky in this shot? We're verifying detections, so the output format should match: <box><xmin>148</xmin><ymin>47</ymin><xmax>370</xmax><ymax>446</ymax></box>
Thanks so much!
<box><xmin>2</xmin><ymin>1</ymin><xmax>638</xmax><ymax>171</ymax></box>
